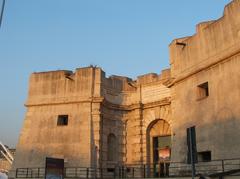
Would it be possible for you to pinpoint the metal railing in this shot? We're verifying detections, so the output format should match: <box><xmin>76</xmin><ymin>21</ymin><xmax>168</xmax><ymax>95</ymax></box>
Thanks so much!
<box><xmin>15</xmin><ymin>158</ymin><xmax>240</xmax><ymax>178</ymax></box>
<box><xmin>16</xmin><ymin>167</ymin><xmax>116</xmax><ymax>178</ymax></box>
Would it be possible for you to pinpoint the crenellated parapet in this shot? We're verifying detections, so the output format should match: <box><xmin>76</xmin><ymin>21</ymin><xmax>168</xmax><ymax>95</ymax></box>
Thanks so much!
<box><xmin>169</xmin><ymin>0</ymin><xmax>240</xmax><ymax>163</ymax></box>
<box><xmin>169</xmin><ymin>0</ymin><xmax>240</xmax><ymax>83</ymax></box>
<box><xmin>101</xmin><ymin>68</ymin><xmax>171</xmax><ymax>107</ymax></box>
<box><xmin>26</xmin><ymin>67</ymin><xmax>104</xmax><ymax>106</ymax></box>
<box><xmin>26</xmin><ymin>66</ymin><xmax>171</xmax><ymax>108</ymax></box>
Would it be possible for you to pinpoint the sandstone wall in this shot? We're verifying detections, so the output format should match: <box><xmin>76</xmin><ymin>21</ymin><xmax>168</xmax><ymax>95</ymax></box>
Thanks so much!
<box><xmin>12</xmin><ymin>65</ymin><xmax>172</xmax><ymax>178</ymax></box>
<box><xmin>101</xmin><ymin>70</ymin><xmax>172</xmax><ymax>166</ymax></box>
<box><xmin>169</xmin><ymin>0</ymin><xmax>240</xmax><ymax>162</ymax></box>
<box><xmin>10</xmin><ymin>1</ymin><xmax>240</xmax><ymax>178</ymax></box>
<box><xmin>11</xmin><ymin>67</ymin><xmax>104</xmax><ymax>176</ymax></box>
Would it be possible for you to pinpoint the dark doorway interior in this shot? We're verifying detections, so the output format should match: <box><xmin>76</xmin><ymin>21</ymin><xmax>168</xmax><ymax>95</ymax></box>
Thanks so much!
<box><xmin>152</xmin><ymin>135</ymin><xmax>171</xmax><ymax>177</ymax></box>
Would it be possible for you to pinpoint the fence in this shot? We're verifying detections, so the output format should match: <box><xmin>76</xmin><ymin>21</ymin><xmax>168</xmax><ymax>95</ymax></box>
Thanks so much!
<box><xmin>15</xmin><ymin>158</ymin><xmax>240</xmax><ymax>178</ymax></box>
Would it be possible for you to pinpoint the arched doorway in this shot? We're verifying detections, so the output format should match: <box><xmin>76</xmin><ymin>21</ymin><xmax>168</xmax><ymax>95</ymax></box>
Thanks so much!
<box><xmin>146</xmin><ymin>119</ymin><xmax>171</xmax><ymax>177</ymax></box>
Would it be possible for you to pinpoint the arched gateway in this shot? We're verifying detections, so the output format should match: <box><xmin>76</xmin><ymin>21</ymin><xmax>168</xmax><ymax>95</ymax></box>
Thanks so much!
<box><xmin>146</xmin><ymin>119</ymin><xmax>172</xmax><ymax>176</ymax></box>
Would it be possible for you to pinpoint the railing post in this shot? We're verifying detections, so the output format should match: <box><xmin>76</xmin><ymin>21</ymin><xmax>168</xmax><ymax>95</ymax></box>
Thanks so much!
<box><xmin>15</xmin><ymin>168</ymin><xmax>18</xmax><ymax>178</ymax></box>
<box><xmin>118</xmin><ymin>167</ymin><xmax>121</xmax><ymax>178</ymax></box>
<box><xmin>86</xmin><ymin>168</ymin><xmax>89</xmax><ymax>178</ymax></box>
<box><xmin>38</xmin><ymin>168</ymin><xmax>40</xmax><ymax>178</ymax></box>
<box><xmin>75</xmin><ymin>167</ymin><xmax>77</xmax><ymax>178</ymax></box>
<box><xmin>122</xmin><ymin>166</ymin><xmax>124</xmax><ymax>178</ymax></box>
<box><xmin>221</xmin><ymin>160</ymin><xmax>225</xmax><ymax>172</ymax></box>
<box><xmin>143</xmin><ymin>164</ymin><xmax>145</xmax><ymax>178</ymax></box>
<box><xmin>166</xmin><ymin>162</ymin><xmax>170</xmax><ymax>177</ymax></box>
<box><xmin>26</xmin><ymin>168</ymin><xmax>29</xmax><ymax>178</ymax></box>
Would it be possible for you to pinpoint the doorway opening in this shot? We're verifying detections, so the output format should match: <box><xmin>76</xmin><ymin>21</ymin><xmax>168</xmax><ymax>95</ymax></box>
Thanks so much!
<box><xmin>147</xmin><ymin>119</ymin><xmax>171</xmax><ymax>177</ymax></box>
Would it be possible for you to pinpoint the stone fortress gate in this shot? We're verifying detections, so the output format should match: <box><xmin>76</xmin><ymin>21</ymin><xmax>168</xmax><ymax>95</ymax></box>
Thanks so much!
<box><xmin>11</xmin><ymin>67</ymin><xmax>173</xmax><ymax>170</ymax></box>
<box><xmin>10</xmin><ymin>0</ymin><xmax>240</xmax><ymax>178</ymax></box>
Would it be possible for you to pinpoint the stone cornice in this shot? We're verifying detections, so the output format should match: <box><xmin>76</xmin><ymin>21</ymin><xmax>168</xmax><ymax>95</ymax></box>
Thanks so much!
<box><xmin>25</xmin><ymin>96</ymin><xmax>171</xmax><ymax>110</ymax></box>
<box><xmin>102</xmin><ymin>97</ymin><xmax>171</xmax><ymax>111</ymax></box>
<box><xmin>25</xmin><ymin>97</ymin><xmax>104</xmax><ymax>107</ymax></box>
<box><xmin>143</xmin><ymin>98</ymin><xmax>171</xmax><ymax>109</ymax></box>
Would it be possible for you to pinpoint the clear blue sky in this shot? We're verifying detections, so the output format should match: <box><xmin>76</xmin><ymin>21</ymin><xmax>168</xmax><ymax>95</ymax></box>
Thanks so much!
<box><xmin>0</xmin><ymin>0</ymin><xmax>231</xmax><ymax>147</ymax></box>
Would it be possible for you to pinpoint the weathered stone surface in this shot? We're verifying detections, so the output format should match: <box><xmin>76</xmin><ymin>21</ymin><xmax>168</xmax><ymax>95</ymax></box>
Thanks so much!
<box><xmin>9</xmin><ymin>0</ymin><xmax>240</xmax><ymax>178</ymax></box>
<box><xmin>10</xmin><ymin>64</ymin><xmax>171</xmax><ymax>175</ymax></box>
<box><xmin>169</xmin><ymin>0</ymin><xmax>240</xmax><ymax>162</ymax></box>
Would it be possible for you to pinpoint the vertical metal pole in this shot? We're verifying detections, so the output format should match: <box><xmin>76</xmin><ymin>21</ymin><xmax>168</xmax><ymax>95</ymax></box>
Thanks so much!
<box><xmin>26</xmin><ymin>168</ymin><xmax>29</xmax><ymax>178</ymax></box>
<box><xmin>158</xmin><ymin>162</ymin><xmax>161</xmax><ymax>177</ymax></box>
<box><xmin>119</xmin><ymin>167</ymin><xmax>121</xmax><ymax>178</ymax></box>
<box><xmin>86</xmin><ymin>168</ymin><xmax>89</xmax><ymax>179</ymax></box>
<box><xmin>143</xmin><ymin>164</ymin><xmax>145</xmax><ymax>178</ymax></box>
<box><xmin>0</xmin><ymin>0</ymin><xmax>5</xmax><ymax>28</ymax></box>
<box><xmin>121</xmin><ymin>166</ymin><xmax>124</xmax><ymax>178</ymax></box>
<box><xmin>15</xmin><ymin>168</ymin><xmax>18</xmax><ymax>178</ymax></box>
<box><xmin>38</xmin><ymin>168</ymin><xmax>40</xmax><ymax>178</ymax></box>
<box><xmin>189</xmin><ymin>129</ymin><xmax>195</xmax><ymax>179</ymax></box>
<box><xmin>221</xmin><ymin>160</ymin><xmax>225</xmax><ymax>172</ymax></box>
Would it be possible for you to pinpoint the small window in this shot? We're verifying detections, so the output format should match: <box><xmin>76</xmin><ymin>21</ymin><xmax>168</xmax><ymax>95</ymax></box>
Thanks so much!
<box><xmin>57</xmin><ymin>115</ymin><xmax>68</xmax><ymax>126</ymax></box>
<box><xmin>197</xmin><ymin>82</ymin><xmax>209</xmax><ymax>99</ymax></box>
<box><xmin>198</xmin><ymin>151</ymin><xmax>211</xmax><ymax>162</ymax></box>
<box><xmin>107</xmin><ymin>168</ymin><xmax>115</xmax><ymax>173</ymax></box>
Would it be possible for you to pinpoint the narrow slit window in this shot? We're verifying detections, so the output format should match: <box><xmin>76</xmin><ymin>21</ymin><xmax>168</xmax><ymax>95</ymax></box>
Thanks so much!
<box><xmin>197</xmin><ymin>82</ymin><xmax>209</xmax><ymax>99</ymax></box>
<box><xmin>57</xmin><ymin>115</ymin><xmax>68</xmax><ymax>126</ymax></box>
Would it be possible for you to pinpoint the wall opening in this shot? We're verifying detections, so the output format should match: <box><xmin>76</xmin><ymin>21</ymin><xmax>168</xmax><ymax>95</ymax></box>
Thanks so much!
<box><xmin>107</xmin><ymin>168</ymin><xmax>115</xmax><ymax>173</ymax></box>
<box><xmin>198</xmin><ymin>151</ymin><xmax>211</xmax><ymax>162</ymax></box>
<box><xmin>57</xmin><ymin>115</ymin><xmax>68</xmax><ymax>126</ymax></box>
<box><xmin>146</xmin><ymin>119</ymin><xmax>171</xmax><ymax>177</ymax></box>
<box><xmin>197</xmin><ymin>82</ymin><xmax>209</xmax><ymax>99</ymax></box>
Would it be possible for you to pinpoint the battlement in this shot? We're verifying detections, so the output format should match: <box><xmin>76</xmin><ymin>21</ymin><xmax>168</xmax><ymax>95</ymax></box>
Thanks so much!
<box><xmin>26</xmin><ymin>67</ymin><xmax>104</xmax><ymax>106</ymax></box>
<box><xmin>169</xmin><ymin>0</ymin><xmax>240</xmax><ymax>81</ymax></box>
<box><xmin>195</xmin><ymin>20</ymin><xmax>216</xmax><ymax>33</ymax></box>
<box><xmin>101</xmin><ymin>69</ymin><xmax>171</xmax><ymax>106</ymax></box>
<box><xmin>26</xmin><ymin>66</ymin><xmax>171</xmax><ymax>106</ymax></box>
<box><xmin>137</xmin><ymin>69</ymin><xmax>171</xmax><ymax>85</ymax></box>
<box><xmin>103</xmin><ymin>75</ymin><xmax>134</xmax><ymax>92</ymax></box>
